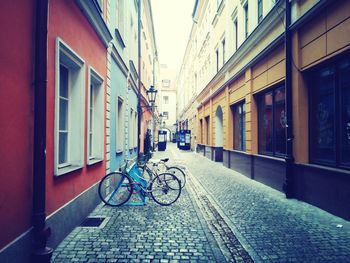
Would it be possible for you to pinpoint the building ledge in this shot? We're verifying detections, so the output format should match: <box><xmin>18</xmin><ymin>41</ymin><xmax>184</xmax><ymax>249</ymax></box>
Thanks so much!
<box><xmin>76</xmin><ymin>0</ymin><xmax>113</xmax><ymax>48</ymax></box>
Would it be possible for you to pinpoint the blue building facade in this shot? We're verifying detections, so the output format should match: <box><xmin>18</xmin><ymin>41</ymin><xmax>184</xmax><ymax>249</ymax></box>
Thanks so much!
<box><xmin>106</xmin><ymin>0</ymin><xmax>140</xmax><ymax>173</ymax></box>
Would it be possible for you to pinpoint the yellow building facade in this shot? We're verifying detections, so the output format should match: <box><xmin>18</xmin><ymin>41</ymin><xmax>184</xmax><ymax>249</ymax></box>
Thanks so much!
<box><xmin>179</xmin><ymin>0</ymin><xmax>350</xmax><ymax>220</ymax></box>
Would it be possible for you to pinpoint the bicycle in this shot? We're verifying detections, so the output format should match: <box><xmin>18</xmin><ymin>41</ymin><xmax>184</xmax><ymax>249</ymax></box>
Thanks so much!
<box><xmin>140</xmin><ymin>157</ymin><xmax>187</xmax><ymax>189</ymax></box>
<box><xmin>98</xmin><ymin>159</ymin><xmax>181</xmax><ymax>206</ymax></box>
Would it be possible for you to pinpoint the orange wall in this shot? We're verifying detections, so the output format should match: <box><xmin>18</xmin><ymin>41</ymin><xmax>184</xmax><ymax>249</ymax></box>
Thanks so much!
<box><xmin>0</xmin><ymin>1</ymin><xmax>35</xmax><ymax>249</ymax></box>
<box><xmin>46</xmin><ymin>0</ymin><xmax>107</xmax><ymax>215</ymax></box>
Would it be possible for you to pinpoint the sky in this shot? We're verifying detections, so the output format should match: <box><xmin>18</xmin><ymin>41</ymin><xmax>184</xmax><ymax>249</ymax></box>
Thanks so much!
<box><xmin>150</xmin><ymin>0</ymin><xmax>195</xmax><ymax>71</ymax></box>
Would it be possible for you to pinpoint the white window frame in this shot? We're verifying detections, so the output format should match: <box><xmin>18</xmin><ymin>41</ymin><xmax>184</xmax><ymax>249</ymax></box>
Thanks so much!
<box><xmin>215</xmin><ymin>47</ymin><xmax>219</xmax><ymax>72</ymax></box>
<box><xmin>116</xmin><ymin>0</ymin><xmax>124</xmax><ymax>36</ymax></box>
<box><xmin>163</xmin><ymin>112</ymin><xmax>169</xmax><ymax>120</ymax></box>
<box><xmin>55</xmin><ymin>38</ymin><xmax>85</xmax><ymax>176</ymax></box>
<box><xmin>129</xmin><ymin>108</ymin><xmax>134</xmax><ymax>149</ymax></box>
<box><xmin>222</xmin><ymin>37</ymin><xmax>226</xmax><ymax>65</ymax></box>
<box><xmin>232</xmin><ymin>11</ymin><xmax>238</xmax><ymax>52</ymax></box>
<box><xmin>116</xmin><ymin>97</ymin><xmax>124</xmax><ymax>153</ymax></box>
<box><xmin>134</xmin><ymin>112</ymin><xmax>138</xmax><ymax>148</ymax></box>
<box><xmin>244</xmin><ymin>2</ymin><xmax>249</xmax><ymax>39</ymax></box>
<box><xmin>87</xmin><ymin>66</ymin><xmax>104</xmax><ymax>165</ymax></box>
<box><xmin>163</xmin><ymin>95</ymin><xmax>169</xmax><ymax>104</ymax></box>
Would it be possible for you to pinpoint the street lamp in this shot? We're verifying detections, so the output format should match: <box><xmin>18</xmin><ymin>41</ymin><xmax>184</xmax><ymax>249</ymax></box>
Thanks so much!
<box><xmin>144</xmin><ymin>85</ymin><xmax>157</xmax><ymax>152</ymax></box>
<box><xmin>146</xmin><ymin>85</ymin><xmax>157</xmax><ymax>105</ymax></box>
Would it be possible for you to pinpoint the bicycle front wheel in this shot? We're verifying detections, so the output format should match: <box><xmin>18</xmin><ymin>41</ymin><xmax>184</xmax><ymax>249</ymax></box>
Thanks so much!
<box><xmin>98</xmin><ymin>172</ymin><xmax>132</xmax><ymax>206</ymax></box>
<box><xmin>150</xmin><ymin>172</ymin><xmax>181</xmax><ymax>206</ymax></box>
<box><xmin>166</xmin><ymin>166</ymin><xmax>186</xmax><ymax>189</ymax></box>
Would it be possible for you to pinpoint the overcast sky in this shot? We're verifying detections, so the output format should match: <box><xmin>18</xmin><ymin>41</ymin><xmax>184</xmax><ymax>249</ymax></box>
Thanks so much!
<box><xmin>150</xmin><ymin>0</ymin><xmax>194</xmax><ymax>71</ymax></box>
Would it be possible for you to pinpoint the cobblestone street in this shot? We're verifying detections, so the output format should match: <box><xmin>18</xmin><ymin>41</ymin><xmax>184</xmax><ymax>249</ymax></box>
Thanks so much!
<box><xmin>52</xmin><ymin>144</ymin><xmax>350</xmax><ymax>262</ymax></box>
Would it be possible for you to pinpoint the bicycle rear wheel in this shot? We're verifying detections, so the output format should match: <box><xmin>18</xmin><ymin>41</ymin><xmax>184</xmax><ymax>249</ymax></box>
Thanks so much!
<box><xmin>166</xmin><ymin>166</ymin><xmax>186</xmax><ymax>189</ymax></box>
<box><xmin>98</xmin><ymin>172</ymin><xmax>132</xmax><ymax>206</ymax></box>
<box><xmin>150</xmin><ymin>172</ymin><xmax>181</xmax><ymax>206</ymax></box>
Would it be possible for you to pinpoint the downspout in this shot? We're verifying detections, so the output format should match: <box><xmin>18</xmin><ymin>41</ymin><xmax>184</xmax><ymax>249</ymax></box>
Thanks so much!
<box><xmin>137</xmin><ymin>0</ymin><xmax>142</xmax><ymax>157</ymax></box>
<box><xmin>31</xmin><ymin>0</ymin><xmax>53</xmax><ymax>262</ymax></box>
<box><xmin>284</xmin><ymin>0</ymin><xmax>295</xmax><ymax>198</ymax></box>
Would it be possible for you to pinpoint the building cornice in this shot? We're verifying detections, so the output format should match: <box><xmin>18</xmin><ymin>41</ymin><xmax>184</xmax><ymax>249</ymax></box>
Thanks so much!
<box><xmin>289</xmin><ymin>0</ymin><xmax>330</xmax><ymax>31</ymax></box>
<box><xmin>198</xmin><ymin>33</ymin><xmax>285</xmax><ymax>108</ymax></box>
<box><xmin>76</xmin><ymin>0</ymin><xmax>113</xmax><ymax>48</ymax></box>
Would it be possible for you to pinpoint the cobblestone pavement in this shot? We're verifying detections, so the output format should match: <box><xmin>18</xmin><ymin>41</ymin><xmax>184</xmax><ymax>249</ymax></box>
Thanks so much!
<box><xmin>52</xmin><ymin>148</ymin><xmax>227</xmax><ymax>263</ymax></box>
<box><xmin>52</xmin><ymin>144</ymin><xmax>350</xmax><ymax>262</ymax></box>
<box><xmin>166</xmin><ymin>144</ymin><xmax>350</xmax><ymax>262</ymax></box>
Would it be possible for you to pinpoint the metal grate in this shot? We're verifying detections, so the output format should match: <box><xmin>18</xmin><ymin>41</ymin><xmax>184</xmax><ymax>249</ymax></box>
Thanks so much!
<box><xmin>80</xmin><ymin>217</ymin><xmax>106</xmax><ymax>227</ymax></box>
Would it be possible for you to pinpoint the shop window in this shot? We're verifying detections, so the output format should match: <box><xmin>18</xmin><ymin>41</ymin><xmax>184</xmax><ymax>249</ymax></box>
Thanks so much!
<box><xmin>310</xmin><ymin>55</ymin><xmax>350</xmax><ymax>168</ymax></box>
<box><xmin>205</xmin><ymin>116</ymin><xmax>210</xmax><ymax>144</ymax></box>
<box><xmin>258</xmin><ymin>85</ymin><xmax>286</xmax><ymax>156</ymax></box>
<box><xmin>233</xmin><ymin>102</ymin><xmax>246</xmax><ymax>151</ymax></box>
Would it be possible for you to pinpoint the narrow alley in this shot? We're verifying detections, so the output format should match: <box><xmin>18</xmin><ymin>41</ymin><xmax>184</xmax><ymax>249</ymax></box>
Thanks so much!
<box><xmin>52</xmin><ymin>144</ymin><xmax>350</xmax><ymax>262</ymax></box>
<box><xmin>1</xmin><ymin>1</ymin><xmax>350</xmax><ymax>262</ymax></box>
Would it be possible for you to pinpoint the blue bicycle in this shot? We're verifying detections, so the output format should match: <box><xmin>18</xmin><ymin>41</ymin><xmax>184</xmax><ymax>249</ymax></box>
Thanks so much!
<box><xmin>98</xmin><ymin>159</ymin><xmax>181</xmax><ymax>206</ymax></box>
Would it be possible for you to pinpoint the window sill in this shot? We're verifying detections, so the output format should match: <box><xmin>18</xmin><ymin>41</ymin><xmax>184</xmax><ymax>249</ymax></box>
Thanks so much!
<box><xmin>305</xmin><ymin>163</ymin><xmax>350</xmax><ymax>175</ymax></box>
<box><xmin>116</xmin><ymin>150</ymin><xmax>123</xmax><ymax>154</ymax></box>
<box><xmin>253</xmin><ymin>153</ymin><xmax>285</xmax><ymax>162</ymax></box>
<box><xmin>87</xmin><ymin>158</ymin><xmax>103</xmax><ymax>166</ymax></box>
<box><xmin>55</xmin><ymin>165</ymin><xmax>83</xmax><ymax>176</ymax></box>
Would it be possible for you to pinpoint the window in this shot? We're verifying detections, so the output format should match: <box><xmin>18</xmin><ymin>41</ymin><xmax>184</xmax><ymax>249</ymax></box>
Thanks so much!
<box><xmin>87</xmin><ymin>67</ymin><xmax>104</xmax><ymax>164</ymax></box>
<box><xmin>163</xmin><ymin>95</ymin><xmax>169</xmax><ymax>104</ymax></box>
<box><xmin>233</xmin><ymin>102</ymin><xmax>246</xmax><ymax>151</ymax></box>
<box><xmin>134</xmin><ymin>112</ymin><xmax>138</xmax><ymax>148</ymax></box>
<box><xmin>244</xmin><ymin>3</ymin><xmax>249</xmax><ymax>39</ymax></box>
<box><xmin>162</xmin><ymin>112</ymin><xmax>169</xmax><ymax>120</ymax></box>
<box><xmin>116</xmin><ymin>97</ymin><xmax>124</xmax><ymax>152</ymax></box>
<box><xmin>129</xmin><ymin>109</ymin><xmax>134</xmax><ymax>149</ymax></box>
<box><xmin>258</xmin><ymin>85</ymin><xmax>286</xmax><ymax>156</ymax></box>
<box><xmin>222</xmin><ymin>38</ymin><xmax>226</xmax><ymax>65</ymax></box>
<box><xmin>115</xmin><ymin>0</ymin><xmax>124</xmax><ymax>37</ymax></box>
<box><xmin>233</xmin><ymin>18</ymin><xmax>238</xmax><ymax>51</ymax></box>
<box><xmin>205</xmin><ymin>116</ymin><xmax>210</xmax><ymax>144</ymax></box>
<box><xmin>258</xmin><ymin>0</ymin><xmax>263</xmax><ymax>24</ymax></box>
<box><xmin>200</xmin><ymin>119</ymin><xmax>203</xmax><ymax>144</ymax></box>
<box><xmin>162</xmin><ymin>79</ymin><xmax>170</xmax><ymax>87</ymax></box>
<box><xmin>55</xmin><ymin>38</ymin><xmax>85</xmax><ymax>176</ymax></box>
<box><xmin>215</xmin><ymin>48</ymin><xmax>219</xmax><ymax>72</ymax></box>
<box><xmin>310</xmin><ymin>56</ymin><xmax>350</xmax><ymax>168</ymax></box>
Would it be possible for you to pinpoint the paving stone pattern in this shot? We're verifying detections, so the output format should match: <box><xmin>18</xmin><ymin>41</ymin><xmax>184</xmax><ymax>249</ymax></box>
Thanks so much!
<box><xmin>52</xmin><ymin>155</ymin><xmax>226</xmax><ymax>262</ymax></box>
<box><xmin>170</xmin><ymin>145</ymin><xmax>350</xmax><ymax>263</ymax></box>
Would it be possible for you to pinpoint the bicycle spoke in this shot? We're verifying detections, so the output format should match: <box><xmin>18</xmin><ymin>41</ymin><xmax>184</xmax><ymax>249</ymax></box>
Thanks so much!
<box><xmin>98</xmin><ymin>172</ymin><xmax>132</xmax><ymax>206</ymax></box>
<box><xmin>150</xmin><ymin>173</ymin><xmax>181</xmax><ymax>206</ymax></box>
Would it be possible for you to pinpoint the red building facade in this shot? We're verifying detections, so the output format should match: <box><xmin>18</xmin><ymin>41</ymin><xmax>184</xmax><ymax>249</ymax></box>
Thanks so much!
<box><xmin>0</xmin><ymin>1</ymin><xmax>111</xmax><ymax>262</ymax></box>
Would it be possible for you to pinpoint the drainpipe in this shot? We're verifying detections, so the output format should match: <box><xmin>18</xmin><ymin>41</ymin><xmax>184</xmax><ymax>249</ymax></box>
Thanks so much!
<box><xmin>31</xmin><ymin>0</ymin><xmax>53</xmax><ymax>262</ymax></box>
<box><xmin>137</xmin><ymin>0</ymin><xmax>142</xmax><ymax>157</ymax></box>
<box><xmin>284</xmin><ymin>0</ymin><xmax>295</xmax><ymax>198</ymax></box>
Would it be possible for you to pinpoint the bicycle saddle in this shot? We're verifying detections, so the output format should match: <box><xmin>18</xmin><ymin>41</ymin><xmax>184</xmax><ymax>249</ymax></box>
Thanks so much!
<box><xmin>149</xmin><ymin>158</ymin><xmax>169</xmax><ymax>163</ymax></box>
